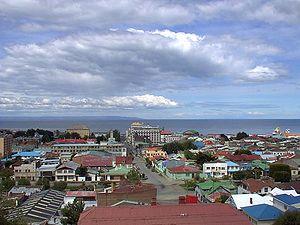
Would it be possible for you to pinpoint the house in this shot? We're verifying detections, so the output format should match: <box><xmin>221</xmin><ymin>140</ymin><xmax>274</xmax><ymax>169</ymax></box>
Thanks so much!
<box><xmin>227</xmin><ymin>161</ymin><xmax>240</xmax><ymax>176</ymax></box>
<box><xmin>99</xmin><ymin>165</ymin><xmax>131</xmax><ymax>182</ymax></box>
<box><xmin>270</xmin><ymin>187</ymin><xmax>299</xmax><ymax>197</ymax></box>
<box><xmin>251</xmin><ymin>160</ymin><xmax>270</xmax><ymax>176</ymax></box>
<box><xmin>8</xmin><ymin>186</ymin><xmax>41</xmax><ymax>197</ymax></box>
<box><xmin>195</xmin><ymin>180</ymin><xmax>236</xmax><ymax>203</ymax></box>
<box><xmin>238</xmin><ymin>178</ymin><xmax>275</xmax><ymax>195</ymax></box>
<box><xmin>72</xmin><ymin>153</ymin><xmax>114</xmax><ymax>170</ymax></box>
<box><xmin>11</xmin><ymin>151</ymin><xmax>44</xmax><ymax>160</ymax></box>
<box><xmin>96</xmin><ymin>181</ymin><xmax>157</xmax><ymax>206</ymax></box>
<box><xmin>13</xmin><ymin>161</ymin><xmax>38</xmax><ymax>181</ymax></box>
<box><xmin>55</xmin><ymin>161</ymin><xmax>79</xmax><ymax>182</ymax></box>
<box><xmin>203</xmin><ymin>161</ymin><xmax>228</xmax><ymax>178</ymax></box>
<box><xmin>166</xmin><ymin>165</ymin><xmax>199</xmax><ymax>180</ymax></box>
<box><xmin>242</xmin><ymin>204</ymin><xmax>283</xmax><ymax>225</ymax></box>
<box><xmin>154</xmin><ymin>159</ymin><xmax>185</xmax><ymax>174</ymax></box>
<box><xmin>226</xmin><ymin>194</ymin><xmax>273</xmax><ymax>210</ymax></box>
<box><xmin>144</xmin><ymin>146</ymin><xmax>167</xmax><ymax>160</ymax></box>
<box><xmin>64</xmin><ymin>191</ymin><xmax>96</xmax><ymax>209</ymax></box>
<box><xmin>78</xmin><ymin>204</ymin><xmax>252</xmax><ymax>225</ymax></box>
<box><xmin>115</xmin><ymin>156</ymin><xmax>133</xmax><ymax>168</ymax></box>
<box><xmin>273</xmin><ymin>194</ymin><xmax>300</xmax><ymax>212</ymax></box>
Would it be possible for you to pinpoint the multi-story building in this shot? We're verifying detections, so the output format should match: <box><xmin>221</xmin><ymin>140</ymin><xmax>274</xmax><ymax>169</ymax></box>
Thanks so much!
<box><xmin>66</xmin><ymin>124</ymin><xmax>90</xmax><ymax>138</ymax></box>
<box><xmin>160</xmin><ymin>130</ymin><xmax>182</xmax><ymax>143</ymax></box>
<box><xmin>14</xmin><ymin>161</ymin><xmax>38</xmax><ymax>181</ymax></box>
<box><xmin>0</xmin><ymin>134</ymin><xmax>13</xmax><ymax>158</ymax></box>
<box><xmin>99</xmin><ymin>131</ymin><xmax>127</xmax><ymax>156</ymax></box>
<box><xmin>55</xmin><ymin>161</ymin><xmax>79</xmax><ymax>182</ymax></box>
<box><xmin>126</xmin><ymin>122</ymin><xmax>160</xmax><ymax>145</ymax></box>
<box><xmin>203</xmin><ymin>161</ymin><xmax>228</xmax><ymax>178</ymax></box>
<box><xmin>52</xmin><ymin>143</ymin><xmax>101</xmax><ymax>153</ymax></box>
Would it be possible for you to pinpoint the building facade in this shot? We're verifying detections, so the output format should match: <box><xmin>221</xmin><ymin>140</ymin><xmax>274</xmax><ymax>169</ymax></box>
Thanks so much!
<box><xmin>126</xmin><ymin>122</ymin><xmax>160</xmax><ymax>145</ymax></box>
<box><xmin>0</xmin><ymin>134</ymin><xmax>13</xmax><ymax>158</ymax></box>
<box><xmin>66</xmin><ymin>124</ymin><xmax>90</xmax><ymax>138</ymax></box>
<box><xmin>14</xmin><ymin>161</ymin><xmax>38</xmax><ymax>181</ymax></box>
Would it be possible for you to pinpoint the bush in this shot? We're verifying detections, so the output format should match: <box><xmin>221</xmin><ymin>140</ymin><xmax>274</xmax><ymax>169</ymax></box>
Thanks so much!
<box><xmin>273</xmin><ymin>211</ymin><xmax>300</xmax><ymax>225</ymax></box>
<box><xmin>17</xmin><ymin>178</ymin><xmax>30</xmax><ymax>186</ymax></box>
<box><xmin>53</xmin><ymin>181</ymin><xmax>67</xmax><ymax>191</ymax></box>
<box><xmin>36</xmin><ymin>178</ymin><xmax>50</xmax><ymax>190</ymax></box>
<box><xmin>127</xmin><ymin>169</ymin><xmax>140</xmax><ymax>184</ymax></box>
<box><xmin>1</xmin><ymin>178</ymin><xmax>15</xmax><ymax>191</ymax></box>
<box><xmin>270</xmin><ymin>164</ymin><xmax>291</xmax><ymax>182</ymax></box>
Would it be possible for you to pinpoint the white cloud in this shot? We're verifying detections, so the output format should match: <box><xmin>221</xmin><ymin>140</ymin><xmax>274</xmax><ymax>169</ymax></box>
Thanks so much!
<box><xmin>244</xmin><ymin>66</ymin><xmax>284</xmax><ymax>82</ymax></box>
<box><xmin>196</xmin><ymin>0</ymin><xmax>300</xmax><ymax>24</ymax></box>
<box><xmin>0</xmin><ymin>0</ymin><xmax>193</xmax><ymax>31</ymax></box>
<box><xmin>0</xmin><ymin>95</ymin><xmax>178</xmax><ymax>112</ymax></box>
<box><xmin>0</xmin><ymin>29</ymin><xmax>283</xmax><ymax>99</ymax></box>
<box><xmin>248</xmin><ymin>111</ymin><xmax>265</xmax><ymax>115</ymax></box>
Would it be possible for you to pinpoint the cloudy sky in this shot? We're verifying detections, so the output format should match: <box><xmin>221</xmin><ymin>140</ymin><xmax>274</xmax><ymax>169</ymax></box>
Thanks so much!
<box><xmin>0</xmin><ymin>0</ymin><xmax>299</xmax><ymax>118</ymax></box>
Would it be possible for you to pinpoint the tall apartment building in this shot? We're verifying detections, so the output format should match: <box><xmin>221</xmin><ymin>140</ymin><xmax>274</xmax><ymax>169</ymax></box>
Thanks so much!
<box><xmin>126</xmin><ymin>122</ymin><xmax>161</xmax><ymax>145</ymax></box>
<box><xmin>14</xmin><ymin>161</ymin><xmax>38</xmax><ymax>181</ymax></box>
<box><xmin>66</xmin><ymin>124</ymin><xmax>90</xmax><ymax>138</ymax></box>
<box><xmin>0</xmin><ymin>134</ymin><xmax>13</xmax><ymax>158</ymax></box>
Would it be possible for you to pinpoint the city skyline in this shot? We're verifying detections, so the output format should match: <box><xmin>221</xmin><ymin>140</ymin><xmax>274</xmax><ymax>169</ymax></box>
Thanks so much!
<box><xmin>0</xmin><ymin>0</ymin><xmax>299</xmax><ymax>119</ymax></box>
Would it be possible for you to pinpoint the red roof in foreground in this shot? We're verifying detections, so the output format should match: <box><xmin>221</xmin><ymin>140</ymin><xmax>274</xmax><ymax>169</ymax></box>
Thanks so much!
<box><xmin>226</xmin><ymin>154</ymin><xmax>261</xmax><ymax>162</ymax></box>
<box><xmin>115</xmin><ymin>156</ymin><xmax>133</xmax><ymax>165</ymax></box>
<box><xmin>168</xmin><ymin>165</ymin><xmax>199</xmax><ymax>174</ymax></box>
<box><xmin>73</xmin><ymin>155</ymin><xmax>113</xmax><ymax>167</ymax></box>
<box><xmin>66</xmin><ymin>191</ymin><xmax>96</xmax><ymax>198</ymax></box>
<box><xmin>78</xmin><ymin>204</ymin><xmax>251</xmax><ymax>225</ymax></box>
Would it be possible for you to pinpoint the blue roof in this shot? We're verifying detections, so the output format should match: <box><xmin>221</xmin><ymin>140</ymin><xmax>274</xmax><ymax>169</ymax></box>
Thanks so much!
<box><xmin>12</xmin><ymin>151</ymin><xmax>42</xmax><ymax>158</ymax></box>
<box><xmin>193</xmin><ymin>141</ymin><xmax>205</xmax><ymax>149</ymax></box>
<box><xmin>242</xmin><ymin>204</ymin><xmax>283</xmax><ymax>221</ymax></box>
<box><xmin>226</xmin><ymin>161</ymin><xmax>239</xmax><ymax>167</ymax></box>
<box><xmin>274</xmin><ymin>194</ymin><xmax>300</xmax><ymax>205</ymax></box>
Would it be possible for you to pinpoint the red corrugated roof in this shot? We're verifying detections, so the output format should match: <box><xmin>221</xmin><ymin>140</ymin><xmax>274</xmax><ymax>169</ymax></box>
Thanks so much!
<box><xmin>160</xmin><ymin>130</ymin><xmax>172</xmax><ymax>135</ymax></box>
<box><xmin>78</xmin><ymin>204</ymin><xmax>252</xmax><ymax>225</ymax></box>
<box><xmin>242</xmin><ymin>178</ymin><xmax>275</xmax><ymax>193</ymax></box>
<box><xmin>226</xmin><ymin>154</ymin><xmax>261</xmax><ymax>162</ymax></box>
<box><xmin>66</xmin><ymin>191</ymin><xmax>96</xmax><ymax>198</ymax></box>
<box><xmin>73</xmin><ymin>155</ymin><xmax>113</xmax><ymax>167</ymax></box>
<box><xmin>115</xmin><ymin>156</ymin><xmax>133</xmax><ymax>165</ymax></box>
<box><xmin>168</xmin><ymin>165</ymin><xmax>199</xmax><ymax>174</ymax></box>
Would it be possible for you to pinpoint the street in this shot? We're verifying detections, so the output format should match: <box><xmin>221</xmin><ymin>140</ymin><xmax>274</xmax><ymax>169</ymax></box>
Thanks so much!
<box><xmin>134</xmin><ymin>156</ymin><xmax>192</xmax><ymax>204</ymax></box>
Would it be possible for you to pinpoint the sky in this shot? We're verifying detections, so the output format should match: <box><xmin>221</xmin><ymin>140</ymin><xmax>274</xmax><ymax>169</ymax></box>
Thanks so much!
<box><xmin>0</xmin><ymin>0</ymin><xmax>299</xmax><ymax>119</ymax></box>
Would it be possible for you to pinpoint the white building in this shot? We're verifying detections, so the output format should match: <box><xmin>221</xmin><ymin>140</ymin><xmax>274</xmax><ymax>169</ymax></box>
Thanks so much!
<box><xmin>126</xmin><ymin>122</ymin><xmax>160</xmax><ymax>145</ymax></box>
<box><xmin>203</xmin><ymin>161</ymin><xmax>228</xmax><ymax>178</ymax></box>
<box><xmin>55</xmin><ymin>161</ymin><xmax>79</xmax><ymax>182</ymax></box>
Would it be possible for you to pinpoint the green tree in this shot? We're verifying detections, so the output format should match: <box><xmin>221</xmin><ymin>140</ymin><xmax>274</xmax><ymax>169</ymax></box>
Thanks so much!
<box><xmin>61</xmin><ymin>199</ymin><xmax>85</xmax><ymax>225</ymax></box>
<box><xmin>113</xmin><ymin>129</ymin><xmax>121</xmax><ymax>142</ymax></box>
<box><xmin>194</xmin><ymin>152</ymin><xmax>216</xmax><ymax>167</ymax></box>
<box><xmin>127</xmin><ymin>169</ymin><xmax>140</xmax><ymax>184</ymax></box>
<box><xmin>76</xmin><ymin>166</ymin><xmax>88</xmax><ymax>177</ymax></box>
<box><xmin>36</xmin><ymin>178</ymin><xmax>50</xmax><ymax>190</ymax></box>
<box><xmin>1</xmin><ymin>178</ymin><xmax>15</xmax><ymax>191</ymax></box>
<box><xmin>236</xmin><ymin>132</ymin><xmax>249</xmax><ymax>140</ymax></box>
<box><xmin>17</xmin><ymin>178</ymin><xmax>30</xmax><ymax>186</ymax></box>
<box><xmin>270</xmin><ymin>164</ymin><xmax>291</xmax><ymax>182</ymax></box>
<box><xmin>0</xmin><ymin>168</ymin><xmax>13</xmax><ymax>178</ymax></box>
<box><xmin>234</xmin><ymin>149</ymin><xmax>252</xmax><ymax>155</ymax></box>
<box><xmin>233</xmin><ymin>170</ymin><xmax>255</xmax><ymax>180</ymax></box>
<box><xmin>53</xmin><ymin>181</ymin><xmax>67</xmax><ymax>191</ymax></box>
<box><xmin>273</xmin><ymin>211</ymin><xmax>300</xmax><ymax>225</ymax></box>
<box><xmin>184</xmin><ymin>150</ymin><xmax>195</xmax><ymax>160</ymax></box>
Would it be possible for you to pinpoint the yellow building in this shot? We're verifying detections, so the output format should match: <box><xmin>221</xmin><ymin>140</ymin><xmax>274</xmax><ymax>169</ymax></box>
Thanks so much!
<box><xmin>0</xmin><ymin>134</ymin><xmax>13</xmax><ymax>158</ymax></box>
<box><xmin>66</xmin><ymin>124</ymin><xmax>90</xmax><ymax>138</ymax></box>
<box><xmin>144</xmin><ymin>147</ymin><xmax>167</xmax><ymax>160</ymax></box>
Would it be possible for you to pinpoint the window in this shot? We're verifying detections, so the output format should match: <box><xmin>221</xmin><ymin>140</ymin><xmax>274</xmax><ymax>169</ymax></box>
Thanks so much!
<box><xmin>264</xmin><ymin>187</ymin><xmax>268</xmax><ymax>192</ymax></box>
<box><xmin>206</xmin><ymin>167</ymin><xmax>210</xmax><ymax>170</ymax></box>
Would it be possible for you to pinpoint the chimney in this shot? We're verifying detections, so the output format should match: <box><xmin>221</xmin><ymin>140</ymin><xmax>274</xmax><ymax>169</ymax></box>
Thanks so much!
<box><xmin>250</xmin><ymin>197</ymin><xmax>253</xmax><ymax>204</ymax></box>
<box><xmin>179</xmin><ymin>196</ymin><xmax>186</xmax><ymax>204</ymax></box>
<box><xmin>151</xmin><ymin>197</ymin><xmax>157</xmax><ymax>206</ymax></box>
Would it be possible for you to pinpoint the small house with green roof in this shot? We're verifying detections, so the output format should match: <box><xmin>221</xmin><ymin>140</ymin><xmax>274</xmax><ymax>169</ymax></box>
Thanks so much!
<box><xmin>195</xmin><ymin>180</ymin><xmax>237</xmax><ymax>203</ymax></box>
<box><xmin>99</xmin><ymin>165</ymin><xmax>131</xmax><ymax>182</ymax></box>
<box><xmin>251</xmin><ymin>160</ymin><xmax>270</xmax><ymax>176</ymax></box>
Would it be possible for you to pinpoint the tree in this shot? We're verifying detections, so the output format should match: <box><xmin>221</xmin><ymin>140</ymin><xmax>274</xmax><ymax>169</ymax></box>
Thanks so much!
<box><xmin>233</xmin><ymin>170</ymin><xmax>255</xmax><ymax>180</ymax></box>
<box><xmin>36</xmin><ymin>178</ymin><xmax>50</xmax><ymax>190</ymax></box>
<box><xmin>162</xmin><ymin>140</ymin><xmax>197</xmax><ymax>155</ymax></box>
<box><xmin>269</xmin><ymin>164</ymin><xmax>291</xmax><ymax>182</ymax></box>
<box><xmin>61</xmin><ymin>199</ymin><xmax>85</xmax><ymax>225</ymax></box>
<box><xmin>17</xmin><ymin>178</ymin><xmax>30</xmax><ymax>186</ymax></box>
<box><xmin>89</xmin><ymin>133</ymin><xmax>96</xmax><ymax>139</ymax></box>
<box><xmin>0</xmin><ymin>168</ymin><xmax>13</xmax><ymax>178</ymax></box>
<box><xmin>76</xmin><ymin>166</ymin><xmax>87</xmax><ymax>177</ymax></box>
<box><xmin>53</xmin><ymin>181</ymin><xmax>67</xmax><ymax>191</ymax></box>
<box><xmin>41</xmin><ymin>133</ymin><xmax>51</xmax><ymax>143</ymax></box>
<box><xmin>1</xmin><ymin>178</ymin><xmax>15</xmax><ymax>191</ymax></box>
<box><xmin>236</xmin><ymin>132</ymin><xmax>249</xmax><ymax>140</ymax></box>
<box><xmin>273</xmin><ymin>211</ymin><xmax>300</xmax><ymax>225</ymax></box>
<box><xmin>113</xmin><ymin>129</ymin><xmax>121</xmax><ymax>142</ymax></box>
<box><xmin>234</xmin><ymin>149</ymin><xmax>252</xmax><ymax>155</ymax></box>
<box><xmin>70</xmin><ymin>132</ymin><xmax>81</xmax><ymax>139</ymax></box>
<box><xmin>194</xmin><ymin>152</ymin><xmax>216</xmax><ymax>167</ymax></box>
<box><xmin>220</xmin><ymin>134</ymin><xmax>229</xmax><ymax>142</ymax></box>
<box><xmin>96</xmin><ymin>135</ymin><xmax>107</xmax><ymax>143</ymax></box>
<box><xmin>127</xmin><ymin>169</ymin><xmax>140</xmax><ymax>184</ymax></box>
<box><xmin>184</xmin><ymin>150</ymin><xmax>195</xmax><ymax>160</ymax></box>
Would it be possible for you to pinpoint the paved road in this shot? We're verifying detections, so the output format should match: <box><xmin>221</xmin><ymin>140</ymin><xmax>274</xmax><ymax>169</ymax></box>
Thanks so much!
<box><xmin>134</xmin><ymin>156</ymin><xmax>192</xmax><ymax>204</ymax></box>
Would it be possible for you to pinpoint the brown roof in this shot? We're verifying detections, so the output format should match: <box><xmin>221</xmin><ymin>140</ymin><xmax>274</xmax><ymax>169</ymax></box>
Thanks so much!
<box><xmin>78</xmin><ymin>204</ymin><xmax>252</xmax><ymax>225</ymax></box>
<box><xmin>242</xmin><ymin>178</ymin><xmax>275</xmax><ymax>193</ymax></box>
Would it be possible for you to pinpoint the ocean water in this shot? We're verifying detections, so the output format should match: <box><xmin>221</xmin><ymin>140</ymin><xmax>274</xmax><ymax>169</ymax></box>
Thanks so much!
<box><xmin>0</xmin><ymin>118</ymin><xmax>300</xmax><ymax>135</ymax></box>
